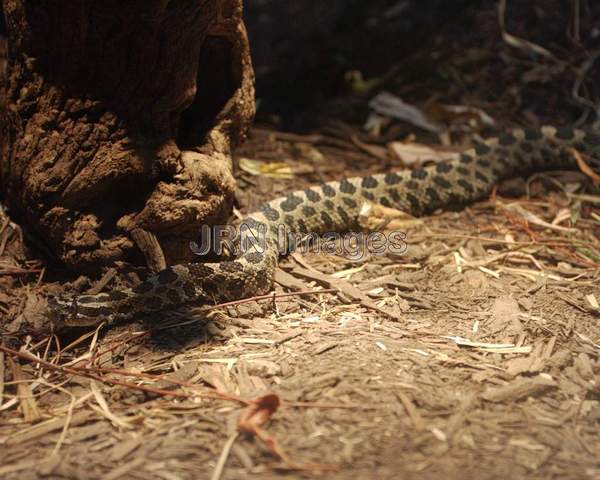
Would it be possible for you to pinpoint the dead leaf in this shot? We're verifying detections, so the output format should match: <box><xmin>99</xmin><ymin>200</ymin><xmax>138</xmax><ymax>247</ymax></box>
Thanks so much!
<box><xmin>238</xmin><ymin>394</ymin><xmax>337</xmax><ymax>471</ymax></box>
<box><xmin>364</xmin><ymin>113</ymin><xmax>392</xmax><ymax>137</ymax></box>
<box><xmin>239</xmin><ymin>393</ymin><xmax>280</xmax><ymax>433</ymax></box>
<box><xmin>427</xmin><ymin>104</ymin><xmax>496</xmax><ymax>128</ymax></box>
<box><xmin>239</xmin><ymin>158</ymin><xmax>294</xmax><ymax>179</ymax></box>
<box><xmin>388</xmin><ymin>142</ymin><xmax>458</xmax><ymax>166</ymax></box>
<box><xmin>344</xmin><ymin>70</ymin><xmax>381</xmax><ymax>94</ymax></box>
<box><xmin>369</xmin><ymin>92</ymin><xmax>441</xmax><ymax>133</ymax></box>
<box><xmin>503</xmin><ymin>203</ymin><xmax>578</xmax><ymax>233</ymax></box>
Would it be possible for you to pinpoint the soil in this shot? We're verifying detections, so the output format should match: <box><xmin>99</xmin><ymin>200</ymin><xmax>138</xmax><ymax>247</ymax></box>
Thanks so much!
<box><xmin>1</xmin><ymin>2</ymin><xmax>599</xmax><ymax>480</ymax></box>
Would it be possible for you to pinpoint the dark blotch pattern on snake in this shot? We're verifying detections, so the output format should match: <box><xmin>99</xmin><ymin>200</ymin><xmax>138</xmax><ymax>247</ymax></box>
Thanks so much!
<box><xmin>48</xmin><ymin>126</ymin><xmax>598</xmax><ymax>329</ymax></box>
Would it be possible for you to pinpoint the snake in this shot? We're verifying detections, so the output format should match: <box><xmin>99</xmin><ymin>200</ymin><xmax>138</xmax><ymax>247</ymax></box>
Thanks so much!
<box><xmin>48</xmin><ymin>126</ymin><xmax>600</xmax><ymax>330</ymax></box>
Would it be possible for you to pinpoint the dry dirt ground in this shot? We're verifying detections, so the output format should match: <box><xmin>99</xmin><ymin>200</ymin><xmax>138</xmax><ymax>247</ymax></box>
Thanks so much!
<box><xmin>1</xmin><ymin>126</ymin><xmax>599</xmax><ymax>479</ymax></box>
<box><xmin>2</xmin><ymin>3</ymin><xmax>600</xmax><ymax>480</ymax></box>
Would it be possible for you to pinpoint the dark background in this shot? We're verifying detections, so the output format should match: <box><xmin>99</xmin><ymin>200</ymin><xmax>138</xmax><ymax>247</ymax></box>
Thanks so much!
<box><xmin>244</xmin><ymin>0</ymin><xmax>600</xmax><ymax>127</ymax></box>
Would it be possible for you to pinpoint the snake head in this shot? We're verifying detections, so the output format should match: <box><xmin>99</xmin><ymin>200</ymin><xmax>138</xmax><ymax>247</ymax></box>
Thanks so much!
<box><xmin>47</xmin><ymin>296</ymin><xmax>78</xmax><ymax>330</ymax></box>
<box><xmin>47</xmin><ymin>296</ymin><xmax>107</xmax><ymax>329</ymax></box>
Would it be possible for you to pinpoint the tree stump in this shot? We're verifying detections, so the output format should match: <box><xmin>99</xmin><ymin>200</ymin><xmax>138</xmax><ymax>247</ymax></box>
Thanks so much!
<box><xmin>0</xmin><ymin>0</ymin><xmax>254</xmax><ymax>273</ymax></box>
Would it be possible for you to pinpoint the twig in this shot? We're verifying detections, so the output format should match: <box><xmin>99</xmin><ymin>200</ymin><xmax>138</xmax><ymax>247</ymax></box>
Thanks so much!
<box><xmin>203</xmin><ymin>287</ymin><xmax>339</xmax><ymax>311</ymax></box>
<box><xmin>0</xmin><ymin>267</ymin><xmax>43</xmax><ymax>276</ymax></box>
<box><xmin>498</xmin><ymin>0</ymin><xmax>558</xmax><ymax>61</ymax></box>
<box><xmin>211</xmin><ymin>432</ymin><xmax>239</xmax><ymax>480</ymax></box>
<box><xmin>0</xmin><ymin>345</ymin><xmax>204</xmax><ymax>400</ymax></box>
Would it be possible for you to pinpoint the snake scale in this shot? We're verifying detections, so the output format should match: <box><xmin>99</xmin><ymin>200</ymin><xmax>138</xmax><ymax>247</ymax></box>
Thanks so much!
<box><xmin>49</xmin><ymin>126</ymin><xmax>600</xmax><ymax>329</ymax></box>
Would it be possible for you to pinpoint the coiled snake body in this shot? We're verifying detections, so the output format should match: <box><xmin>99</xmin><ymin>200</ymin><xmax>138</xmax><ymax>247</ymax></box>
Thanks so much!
<box><xmin>49</xmin><ymin>126</ymin><xmax>600</xmax><ymax>329</ymax></box>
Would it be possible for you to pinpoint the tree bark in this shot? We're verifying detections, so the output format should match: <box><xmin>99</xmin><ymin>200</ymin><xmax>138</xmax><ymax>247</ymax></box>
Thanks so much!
<box><xmin>0</xmin><ymin>0</ymin><xmax>254</xmax><ymax>273</ymax></box>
